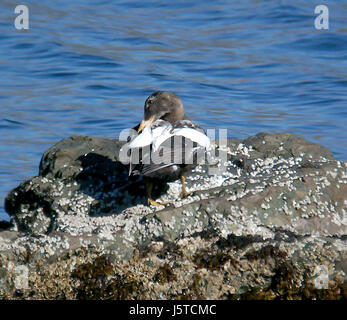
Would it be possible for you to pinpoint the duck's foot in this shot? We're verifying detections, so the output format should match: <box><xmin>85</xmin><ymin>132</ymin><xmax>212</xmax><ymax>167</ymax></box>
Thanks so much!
<box><xmin>179</xmin><ymin>175</ymin><xmax>194</xmax><ymax>199</ymax></box>
<box><xmin>179</xmin><ymin>189</ymin><xmax>193</xmax><ymax>199</ymax></box>
<box><xmin>147</xmin><ymin>198</ymin><xmax>168</xmax><ymax>206</ymax></box>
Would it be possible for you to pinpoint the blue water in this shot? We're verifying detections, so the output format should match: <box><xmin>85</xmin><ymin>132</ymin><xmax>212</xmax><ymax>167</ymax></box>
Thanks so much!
<box><xmin>0</xmin><ymin>0</ymin><xmax>346</xmax><ymax>221</ymax></box>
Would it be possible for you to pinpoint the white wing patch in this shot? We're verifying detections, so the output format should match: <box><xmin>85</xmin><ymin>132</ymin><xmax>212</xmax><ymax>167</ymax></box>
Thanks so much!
<box><xmin>128</xmin><ymin>127</ymin><xmax>152</xmax><ymax>149</ymax></box>
<box><xmin>128</xmin><ymin>120</ymin><xmax>211</xmax><ymax>152</ymax></box>
<box><xmin>171</xmin><ymin>127</ymin><xmax>210</xmax><ymax>149</ymax></box>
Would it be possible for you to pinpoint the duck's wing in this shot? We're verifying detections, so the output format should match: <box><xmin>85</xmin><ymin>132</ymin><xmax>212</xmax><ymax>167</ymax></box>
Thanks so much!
<box><xmin>150</xmin><ymin>120</ymin><xmax>210</xmax><ymax>152</ymax></box>
<box><xmin>128</xmin><ymin>127</ymin><xmax>152</xmax><ymax>149</ymax></box>
<box><xmin>133</xmin><ymin>136</ymin><xmax>206</xmax><ymax>177</ymax></box>
<box><xmin>171</xmin><ymin>120</ymin><xmax>211</xmax><ymax>149</ymax></box>
<box><xmin>128</xmin><ymin>120</ymin><xmax>170</xmax><ymax>149</ymax></box>
<box><xmin>128</xmin><ymin>120</ymin><xmax>171</xmax><ymax>176</ymax></box>
<box><xmin>129</xmin><ymin>119</ymin><xmax>210</xmax><ymax>177</ymax></box>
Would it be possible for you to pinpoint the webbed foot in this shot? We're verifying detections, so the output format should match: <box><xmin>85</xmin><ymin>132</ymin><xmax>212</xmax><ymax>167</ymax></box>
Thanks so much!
<box><xmin>147</xmin><ymin>198</ymin><xmax>168</xmax><ymax>206</ymax></box>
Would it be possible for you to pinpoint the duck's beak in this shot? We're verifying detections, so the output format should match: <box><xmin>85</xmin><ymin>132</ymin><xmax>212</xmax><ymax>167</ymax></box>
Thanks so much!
<box><xmin>137</xmin><ymin>116</ymin><xmax>155</xmax><ymax>133</ymax></box>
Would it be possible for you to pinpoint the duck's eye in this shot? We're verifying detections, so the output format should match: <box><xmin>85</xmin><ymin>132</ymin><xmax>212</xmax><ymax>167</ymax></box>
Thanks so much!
<box><xmin>145</xmin><ymin>101</ymin><xmax>152</xmax><ymax>109</ymax></box>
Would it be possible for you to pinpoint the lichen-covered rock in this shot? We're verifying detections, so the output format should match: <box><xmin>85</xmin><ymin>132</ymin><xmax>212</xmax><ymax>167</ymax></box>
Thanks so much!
<box><xmin>1</xmin><ymin>132</ymin><xmax>346</xmax><ymax>299</ymax></box>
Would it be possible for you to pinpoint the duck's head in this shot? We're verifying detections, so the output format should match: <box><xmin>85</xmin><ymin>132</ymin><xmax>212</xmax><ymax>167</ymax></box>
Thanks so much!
<box><xmin>137</xmin><ymin>91</ymin><xmax>185</xmax><ymax>133</ymax></box>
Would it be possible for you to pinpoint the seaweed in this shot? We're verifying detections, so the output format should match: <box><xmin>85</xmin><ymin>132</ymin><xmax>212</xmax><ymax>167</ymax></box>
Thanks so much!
<box><xmin>153</xmin><ymin>263</ymin><xmax>176</xmax><ymax>283</ymax></box>
<box><xmin>72</xmin><ymin>256</ymin><xmax>142</xmax><ymax>300</ymax></box>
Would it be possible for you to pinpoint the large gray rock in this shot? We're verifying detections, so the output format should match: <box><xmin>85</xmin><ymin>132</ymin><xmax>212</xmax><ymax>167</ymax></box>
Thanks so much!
<box><xmin>1</xmin><ymin>133</ymin><xmax>346</xmax><ymax>299</ymax></box>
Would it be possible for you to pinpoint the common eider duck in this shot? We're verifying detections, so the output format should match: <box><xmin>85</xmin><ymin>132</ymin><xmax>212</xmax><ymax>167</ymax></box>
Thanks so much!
<box><xmin>128</xmin><ymin>91</ymin><xmax>211</xmax><ymax>206</ymax></box>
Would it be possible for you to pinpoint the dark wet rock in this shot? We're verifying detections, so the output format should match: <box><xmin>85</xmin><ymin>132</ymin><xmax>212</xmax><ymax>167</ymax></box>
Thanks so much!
<box><xmin>39</xmin><ymin>136</ymin><xmax>125</xmax><ymax>178</ymax></box>
<box><xmin>243</xmin><ymin>132</ymin><xmax>334</xmax><ymax>161</ymax></box>
<box><xmin>0</xmin><ymin>221</ymin><xmax>11</xmax><ymax>231</ymax></box>
<box><xmin>1</xmin><ymin>132</ymin><xmax>346</xmax><ymax>299</ymax></box>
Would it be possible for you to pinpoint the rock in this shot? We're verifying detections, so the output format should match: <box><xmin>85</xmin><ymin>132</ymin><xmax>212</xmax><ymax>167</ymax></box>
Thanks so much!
<box><xmin>0</xmin><ymin>221</ymin><xmax>11</xmax><ymax>231</ymax></box>
<box><xmin>1</xmin><ymin>132</ymin><xmax>346</xmax><ymax>299</ymax></box>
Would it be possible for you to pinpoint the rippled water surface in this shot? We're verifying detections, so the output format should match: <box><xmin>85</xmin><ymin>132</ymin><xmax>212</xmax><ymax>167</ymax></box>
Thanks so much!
<box><xmin>0</xmin><ymin>0</ymin><xmax>346</xmax><ymax>220</ymax></box>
